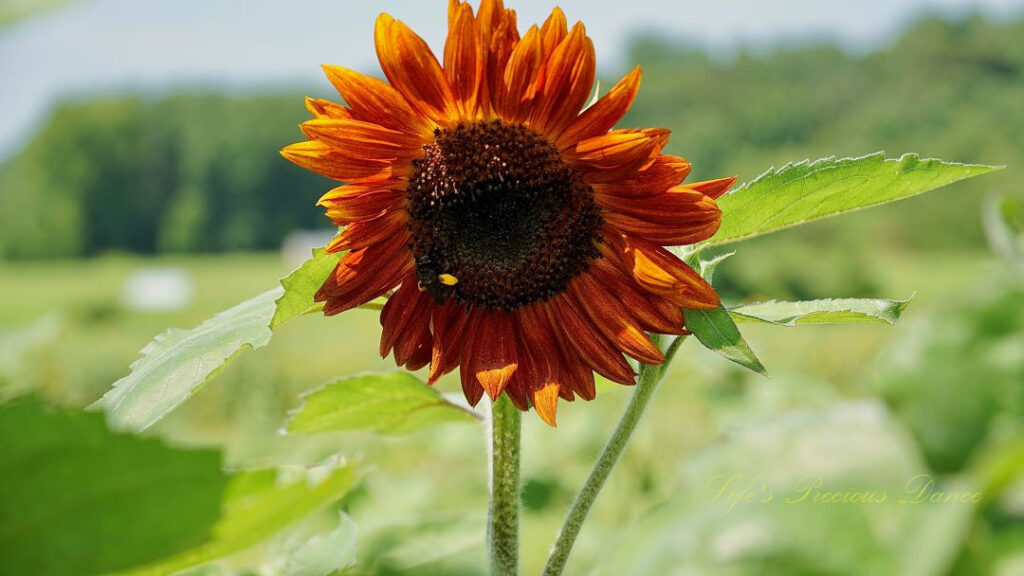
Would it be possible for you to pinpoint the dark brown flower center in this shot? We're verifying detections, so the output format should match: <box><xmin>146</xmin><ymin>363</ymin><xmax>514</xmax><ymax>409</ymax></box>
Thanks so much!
<box><xmin>406</xmin><ymin>120</ymin><xmax>603</xmax><ymax>311</ymax></box>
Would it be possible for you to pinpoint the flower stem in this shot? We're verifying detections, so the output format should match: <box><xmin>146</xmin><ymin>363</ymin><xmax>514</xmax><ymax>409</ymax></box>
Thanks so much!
<box><xmin>488</xmin><ymin>395</ymin><xmax>521</xmax><ymax>576</ymax></box>
<box><xmin>542</xmin><ymin>335</ymin><xmax>685</xmax><ymax>576</ymax></box>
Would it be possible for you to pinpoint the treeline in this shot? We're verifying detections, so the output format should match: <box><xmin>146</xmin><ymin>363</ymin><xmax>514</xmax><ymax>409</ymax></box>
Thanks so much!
<box><xmin>1</xmin><ymin>14</ymin><xmax>1021</xmax><ymax>259</ymax></box>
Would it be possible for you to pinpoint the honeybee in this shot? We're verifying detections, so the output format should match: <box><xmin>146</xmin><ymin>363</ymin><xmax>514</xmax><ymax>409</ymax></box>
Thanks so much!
<box><xmin>416</xmin><ymin>257</ymin><xmax>459</xmax><ymax>302</ymax></box>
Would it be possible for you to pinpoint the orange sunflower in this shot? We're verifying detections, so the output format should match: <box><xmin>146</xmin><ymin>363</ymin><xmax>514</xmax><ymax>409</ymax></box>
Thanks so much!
<box><xmin>282</xmin><ymin>0</ymin><xmax>734</xmax><ymax>426</ymax></box>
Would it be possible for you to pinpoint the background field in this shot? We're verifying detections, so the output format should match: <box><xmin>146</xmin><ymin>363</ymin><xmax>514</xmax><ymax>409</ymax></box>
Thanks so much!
<box><xmin>1</xmin><ymin>4</ymin><xmax>1023</xmax><ymax>576</ymax></box>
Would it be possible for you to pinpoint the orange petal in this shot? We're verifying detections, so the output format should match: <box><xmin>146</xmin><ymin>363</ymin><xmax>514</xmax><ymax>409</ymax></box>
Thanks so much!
<box><xmin>570</xmin><ymin>275</ymin><xmax>664</xmax><ymax>365</ymax></box>
<box><xmin>481</xmin><ymin>2</ymin><xmax>519</xmax><ymax>116</ymax></box>
<box><xmin>529</xmin><ymin>22</ymin><xmax>596</xmax><ymax>136</ymax></box>
<box><xmin>305</xmin><ymin>96</ymin><xmax>353</xmax><ymax>120</ymax></box>
<box><xmin>316</xmin><ymin>234</ymin><xmax>414</xmax><ymax>315</ymax></box>
<box><xmin>445</xmin><ymin>1</ymin><xmax>485</xmax><ymax>118</ymax></box>
<box><xmin>321</xmin><ymin>65</ymin><xmax>434</xmax><ymax>136</ymax></box>
<box><xmin>319</xmin><ymin>187</ymin><xmax>405</xmax><ymax>226</ymax></box>
<box><xmin>687</xmin><ymin>176</ymin><xmax>737</xmax><ymax>200</ymax></box>
<box><xmin>393</xmin><ymin>295</ymin><xmax>434</xmax><ymax>368</ymax></box>
<box><xmin>326</xmin><ymin>209</ymin><xmax>408</xmax><ymax>253</ymax></box>
<box><xmin>592</xmin><ymin>154</ymin><xmax>692</xmax><ymax>198</ymax></box>
<box><xmin>556</xmin><ymin>67</ymin><xmax>641</xmax><ymax>149</ymax></box>
<box><xmin>622</xmin><ymin>235</ymin><xmax>720</xmax><ymax>310</ymax></box>
<box><xmin>280</xmin><ymin>140</ymin><xmax>410</xmax><ymax>183</ymax></box>
<box><xmin>539</xmin><ymin>7</ymin><xmax>568</xmax><ymax>57</ymax></box>
<box><xmin>497</xmin><ymin>25</ymin><xmax>544</xmax><ymax>123</ymax></box>
<box><xmin>300</xmin><ymin>118</ymin><xmax>423</xmax><ymax>159</ymax></box>
<box><xmin>375</xmin><ymin>13</ymin><xmax>458</xmax><ymax>126</ymax></box>
<box><xmin>567</xmin><ymin>129</ymin><xmax>669</xmax><ymax>183</ymax></box>
<box><xmin>531</xmin><ymin>379</ymin><xmax>560</xmax><ymax>426</ymax></box>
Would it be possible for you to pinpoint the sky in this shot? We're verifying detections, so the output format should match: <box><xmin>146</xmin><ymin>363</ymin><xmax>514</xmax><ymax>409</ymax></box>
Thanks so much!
<box><xmin>1</xmin><ymin>0</ymin><xmax>1022</xmax><ymax>159</ymax></box>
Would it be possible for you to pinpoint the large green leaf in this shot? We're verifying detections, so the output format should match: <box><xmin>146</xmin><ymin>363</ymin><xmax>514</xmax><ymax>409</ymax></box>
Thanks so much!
<box><xmin>0</xmin><ymin>397</ymin><xmax>228</xmax><ymax>576</ymax></box>
<box><xmin>730</xmin><ymin>297</ymin><xmax>911</xmax><ymax>327</ymax></box>
<box><xmin>93</xmin><ymin>250</ymin><xmax>338</xmax><ymax>432</ymax></box>
<box><xmin>115</xmin><ymin>461</ymin><xmax>357</xmax><ymax>576</ymax></box>
<box><xmin>684</xmin><ymin>307</ymin><xmax>767</xmax><ymax>376</ymax></box>
<box><xmin>705</xmin><ymin>153</ymin><xmax>1003</xmax><ymax>247</ymax></box>
<box><xmin>287</xmin><ymin>372</ymin><xmax>480</xmax><ymax>435</ymax></box>
<box><xmin>271</xmin><ymin>249</ymin><xmax>340</xmax><ymax>329</ymax></box>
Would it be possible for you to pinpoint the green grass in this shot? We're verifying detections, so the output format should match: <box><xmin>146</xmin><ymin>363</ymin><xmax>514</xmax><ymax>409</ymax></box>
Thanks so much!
<box><xmin>0</xmin><ymin>245</ymin><xmax>1009</xmax><ymax>574</ymax></box>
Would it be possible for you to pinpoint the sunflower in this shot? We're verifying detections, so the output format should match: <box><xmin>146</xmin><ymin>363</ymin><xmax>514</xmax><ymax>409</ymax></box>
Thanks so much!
<box><xmin>282</xmin><ymin>0</ymin><xmax>734</xmax><ymax>426</ymax></box>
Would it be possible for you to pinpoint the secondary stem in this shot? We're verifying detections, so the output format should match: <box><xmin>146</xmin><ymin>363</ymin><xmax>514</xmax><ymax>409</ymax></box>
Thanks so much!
<box><xmin>542</xmin><ymin>335</ymin><xmax>685</xmax><ymax>576</ymax></box>
<box><xmin>488</xmin><ymin>395</ymin><xmax>522</xmax><ymax>576</ymax></box>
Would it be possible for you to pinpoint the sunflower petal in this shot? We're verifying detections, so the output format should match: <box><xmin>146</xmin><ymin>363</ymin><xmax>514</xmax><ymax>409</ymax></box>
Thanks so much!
<box><xmin>530</xmin><ymin>22</ymin><xmax>596</xmax><ymax>136</ymax></box>
<box><xmin>568</xmin><ymin>128</ymin><xmax>669</xmax><ymax>182</ymax></box>
<box><xmin>571</xmin><ymin>275</ymin><xmax>665</xmax><ymax>365</ymax></box>
<box><xmin>601</xmin><ymin>186</ymin><xmax>722</xmax><ymax>245</ymax></box>
<box><xmin>326</xmin><ymin>209</ymin><xmax>408</xmax><ymax>253</ymax></box>
<box><xmin>305</xmin><ymin>96</ymin><xmax>352</xmax><ymax>120</ymax></box>
<box><xmin>445</xmin><ymin>1</ymin><xmax>486</xmax><ymax>118</ymax></box>
<box><xmin>556</xmin><ymin>67</ymin><xmax>641</xmax><ymax>149</ymax></box>
<box><xmin>544</xmin><ymin>294</ymin><xmax>636</xmax><ymax>386</ymax></box>
<box><xmin>497</xmin><ymin>25</ymin><xmax>544</xmax><ymax>123</ymax></box>
<box><xmin>321</xmin><ymin>65</ymin><xmax>433</xmax><ymax>135</ymax></box>
<box><xmin>621</xmin><ymin>235</ymin><xmax>720</xmax><ymax>310</ymax></box>
<box><xmin>375</xmin><ymin>13</ymin><xmax>459</xmax><ymax>126</ymax></box>
<box><xmin>593</xmin><ymin>154</ymin><xmax>692</xmax><ymax>198</ymax></box>
<box><xmin>281</xmin><ymin>140</ymin><xmax>409</xmax><ymax>182</ymax></box>
<box><xmin>316</xmin><ymin>234</ymin><xmax>414</xmax><ymax>314</ymax></box>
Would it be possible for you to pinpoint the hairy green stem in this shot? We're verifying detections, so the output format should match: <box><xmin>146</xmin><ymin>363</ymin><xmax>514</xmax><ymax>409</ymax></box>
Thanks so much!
<box><xmin>488</xmin><ymin>395</ymin><xmax>522</xmax><ymax>575</ymax></box>
<box><xmin>542</xmin><ymin>334</ymin><xmax>686</xmax><ymax>576</ymax></box>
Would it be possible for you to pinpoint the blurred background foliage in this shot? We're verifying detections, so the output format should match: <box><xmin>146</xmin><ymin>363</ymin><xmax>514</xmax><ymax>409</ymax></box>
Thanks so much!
<box><xmin>1</xmin><ymin>15</ymin><xmax>1022</xmax><ymax>259</ymax></box>
<box><xmin>1</xmin><ymin>9</ymin><xmax>1023</xmax><ymax>576</ymax></box>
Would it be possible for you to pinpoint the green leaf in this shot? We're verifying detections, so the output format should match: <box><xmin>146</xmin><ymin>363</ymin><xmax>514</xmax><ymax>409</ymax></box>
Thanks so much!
<box><xmin>705</xmin><ymin>153</ymin><xmax>1003</xmax><ymax>247</ymax></box>
<box><xmin>684</xmin><ymin>307</ymin><xmax>768</xmax><ymax>376</ymax></box>
<box><xmin>93</xmin><ymin>250</ymin><xmax>340</xmax><ymax>432</ymax></box>
<box><xmin>271</xmin><ymin>248</ymin><xmax>340</xmax><ymax>329</ymax></box>
<box><xmin>0</xmin><ymin>397</ymin><xmax>228</xmax><ymax>576</ymax></box>
<box><xmin>730</xmin><ymin>297</ymin><xmax>912</xmax><ymax>327</ymax></box>
<box><xmin>115</xmin><ymin>460</ymin><xmax>357</xmax><ymax>576</ymax></box>
<box><xmin>287</xmin><ymin>372</ymin><xmax>481</xmax><ymax>435</ymax></box>
<box><xmin>92</xmin><ymin>288</ymin><xmax>282</xmax><ymax>432</ymax></box>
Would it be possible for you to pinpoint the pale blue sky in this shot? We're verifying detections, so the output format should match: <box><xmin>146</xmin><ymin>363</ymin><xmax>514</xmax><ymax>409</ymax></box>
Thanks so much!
<box><xmin>1</xmin><ymin>0</ymin><xmax>1021</xmax><ymax>159</ymax></box>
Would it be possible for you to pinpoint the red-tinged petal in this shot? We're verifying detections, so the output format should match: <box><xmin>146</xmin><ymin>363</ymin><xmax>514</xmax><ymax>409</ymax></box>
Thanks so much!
<box><xmin>530</xmin><ymin>22</ymin><xmax>596</xmax><ymax>136</ymax></box>
<box><xmin>556</xmin><ymin>67</ymin><xmax>641</xmax><ymax>149</ymax></box>
<box><xmin>319</xmin><ymin>188</ymin><xmax>405</xmax><ymax>226</ymax></box>
<box><xmin>521</xmin><ymin>304</ymin><xmax>595</xmax><ymax>400</ymax></box>
<box><xmin>543</xmin><ymin>294</ymin><xmax>636</xmax><ymax>386</ymax></box>
<box><xmin>458</xmin><ymin>312</ymin><xmax>487</xmax><ymax>406</ymax></box>
<box><xmin>280</xmin><ymin>140</ymin><xmax>410</xmax><ymax>183</ymax></box>
<box><xmin>592</xmin><ymin>155</ymin><xmax>692</xmax><ymax>199</ymax></box>
<box><xmin>604</xmin><ymin>208</ymin><xmax>720</xmax><ymax>246</ymax></box>
<box><xmin>687</xmin><ymin>176</ymin><xmax>737</xmax><ymax>200</ymax></box>
<box><xmin>375</xmin><ymin>13</ymin><xmax>459</xmax><ymax>126</ymax></box>
<box><xmin>567</xmin><ymin>129</ymin><xmax>669</xmax><ymax>183</ymax></box>
<box><xmin>316</xmin><ymin>235</ymin><xmax>414</xmax><ymax>315</ymax></box>
<box><xmin>570</xmin><ymin>275</ymin><xmax>664</xmax><ymax>365</ymax></box>
<box><xmin>622</xmin><ymin>235</ymin><xmax>720</xmax><ymax>310</ymax></box>
<box><xmin>380</xmin><ymin>275</ymin><xmax>423</xmax><ymax>357</ymax></box>
<box><xmin>393</xmin><ymin>295</ymin><xmax>434</xmax><ymax>368</ymax></box>
<box><xmin>321</xmin><ymin>65</ymin><xmax>434</xmax><ymax>136</ymax></box>
<box><xmin>590</xmin><ymin>259</ymin><xmax>685</xmax><ymax>335</ymax></box>
<box><xmin>466</xmin><ymin>310</ymin><xmax>519</xmax><ymax>399</ymax></box>
<box><xmin>326</xmin><ymin>209</ymin><xmax>408</xmax><ymax>253</ymax></box>
<box><xmin>429</xmin><ymin>302</ymin><xmax>470</xmax><ymax>385</ymax></box>
<box><xmin>497</xmin><ymin>25</ymin><xmax>544</xmax><ymax>123</ymax></box>
<box><xmin>300</xmin><ymin>118</ymin><xmax>423</xmax><ymax>159</ymax></box>
<box><xmin>305</xmin><ymin>97</ymin><xmax>353</xmax><ymax>120</ymax></box>
<box><xmin>445</xmin><ymin>1</ymin><xmax>485</xmax><ymax>118</ymax></box>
